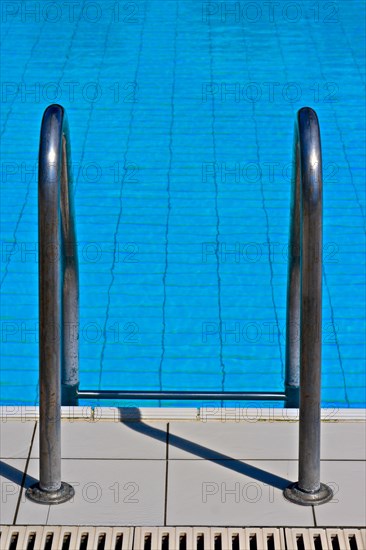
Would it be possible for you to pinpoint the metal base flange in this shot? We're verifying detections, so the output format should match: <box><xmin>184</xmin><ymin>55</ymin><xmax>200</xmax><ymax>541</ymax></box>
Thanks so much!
<box><xmin>26</xmin><ymin>482</ymin><xmax>75</xmax><ymax>505</ymax></box>
<box><xmin>283</xmin><ymin>482</ymin><xmax>333</xmax><ymax>506</ymax></box>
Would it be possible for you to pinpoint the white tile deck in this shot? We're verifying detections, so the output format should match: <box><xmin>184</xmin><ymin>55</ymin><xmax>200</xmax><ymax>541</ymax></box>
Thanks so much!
<box><xmin>166</xmin><ymin>459</ymin><xmax>314</xmax><ymax>526</ymax></box>
<box><xmin>0</xmin><ymin>409</ymin><xmax>365</xmax><ymax>528</ymax></box>
<box><xmin>313</xmin><ymin>461</ymin><xmax>366</xmax><ymax>527</ymax></box>
<box><xmin>30</xmin><ymin>420</ymin><xmax>168</xmax><ymax>459</ymax></box>
<box><xmin>168</xmin><ymin>422</ymin><xmax>299</xmax><ymax>459</ymax></box>
<box><xmin>0</xmin><ymin>459</ymin><xmax>27</xmax><ymax>524</ymax></box>
<box><xmin>16</xmin><ymin>459</ymin><xmax>166</xmax><ymax>526</ymax></box>
<box><xmin>0</xmin><ymin>420</ymin><xmax>36</xmax><ymax>458</ymax></box>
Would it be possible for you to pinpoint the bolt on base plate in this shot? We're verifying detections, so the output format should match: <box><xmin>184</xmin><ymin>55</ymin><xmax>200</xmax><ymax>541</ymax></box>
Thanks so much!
<box><xmin>283</xmin><ymin>482</ymin><xmax>333</xmax><ymax>506</ymax></box>
<box><xmin>26</xmin><ymin>482</ymin><xmax>75</xmax><ymax>505</ymax></box>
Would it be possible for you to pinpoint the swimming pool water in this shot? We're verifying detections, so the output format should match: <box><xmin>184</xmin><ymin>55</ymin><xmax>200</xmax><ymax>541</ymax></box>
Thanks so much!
<box><xmin>0</xmin><ymin>0</ymin><xmax>365</xmax><ymax>407</ymax></box>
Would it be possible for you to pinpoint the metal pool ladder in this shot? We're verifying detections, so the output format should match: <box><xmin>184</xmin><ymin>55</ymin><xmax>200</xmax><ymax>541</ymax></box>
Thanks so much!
<box><xmin>26</xmin><ymin>104</ymin><xmax>333</xmax><ymax>506</ymax></box>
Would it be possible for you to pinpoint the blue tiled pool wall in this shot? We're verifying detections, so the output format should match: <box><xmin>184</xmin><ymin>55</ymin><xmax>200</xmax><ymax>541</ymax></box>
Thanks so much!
<box><xmin>0</xmin><ymin>0</ymin><xmax>365</xmax><ymax>407</ymax></box>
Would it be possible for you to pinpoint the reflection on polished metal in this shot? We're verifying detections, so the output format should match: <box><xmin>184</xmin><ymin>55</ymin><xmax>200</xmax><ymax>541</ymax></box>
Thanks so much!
<box><xmin>284</xmin><ymin>117</ymin><xmax>301</xmax><ymax>409</ymax></box>
<box><xmin>283</xmin><ymin>107</ymin><xmax>332</xmax><ymax>506</ymax></box>
<box><xmin>25</xmin><ymin>104</ymin><xmax>78</xmax><ymax>505</ymax></box>
<box><xmin>78</xmin><ymin>390</ymin><xmax>287</xmax><ymax>400</ymax></box>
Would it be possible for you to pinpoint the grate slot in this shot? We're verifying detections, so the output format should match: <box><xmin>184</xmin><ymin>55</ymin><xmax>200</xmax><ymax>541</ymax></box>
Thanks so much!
<box><xmin>231</xmin><ymin>534</ymin><xmax>240</xmax><ymax>550</ymax></box>
<box><xmin>96</xmin><ymin>533</ymin><xmax>106</xmax><ymax>550</ymax></box>
<box><xmin>197</xmin><ymin>533</ymin><xmax>204</xmax><ymax>550</ymax></box>
<box><xmin>79</xmin><ymin>533</ymin><xmax>89</xmax><ymax>550</ymax></box>
<box><xmin>144</xmin><ymin>534</ymin><xmax>152</xmax><ymax>550</ymax></box>
<box><xmin>25</xmin><ymin>532</ymin><xmax>36</xmax><ymax>550</ymax></box>
<box><xmin>267</xmin><ymin>534</ymin><xmax>275</xmax><ymax>550</ymax></box>
<box><xmin>114</xmin><ymin>533</ymin><xmax>123</xmax><ymax>550</ymax></box>
<box><xmin>344</xmin><ymin>530</ymin><xmax>365</xmax><ymax>550</ymax></box>
<box><xmin>44</xmin><ymin>533</ymin><xmax>54</xmax><ymax>550</ymax></box>
<box><xmin>179</xmin><ymin>534</ymin><xmax>187</xmax><ymax>550</ymax></box>
<box><xmin>348</xmin><ymin>535</ymin><xmax>358</xmax><ymax>550</ymax></box>
<box><xmin>313</xmin><ymin>535</ymin><xmax>323</xmax><ymax>550</ymax></box>
<box><xmin>249</xmin><ymin>534</ymin><xmax>257</xmax><ymax>550</ymax></box>
<box><xmin>296</xmin><ymin>535</ymin><xmax>305</xmax><ymax>550</ymax></box>
<box><xmin>9</xmin><ymin>533</ymin><xmax>19</xmax><ymax>550</ymax></box>
<box><xmin>330</xmin><ymin>536</ymin><xmax>341</xmax><ymax>550</ymax></box>
<box><xmin>214</xmin><ymin>534</ymin><xmax>222</xmax><ymax>550</ymax></box>
<box><xmin>61</xmin><ymin>533</ymin><xmax>71</xmax><ymax>550</ymax></box>
<box><xmin>161</xmin><ymin>534</ymin><xmax>169</xmax><ymax>550</ymax></box>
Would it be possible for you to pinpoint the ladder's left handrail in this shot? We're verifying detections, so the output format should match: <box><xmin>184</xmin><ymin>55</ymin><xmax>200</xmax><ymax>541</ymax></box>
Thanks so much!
<box><xmin>26</xmin><ymin>104</ymin><xmax>78</xmax><ymax>504</ymax></box>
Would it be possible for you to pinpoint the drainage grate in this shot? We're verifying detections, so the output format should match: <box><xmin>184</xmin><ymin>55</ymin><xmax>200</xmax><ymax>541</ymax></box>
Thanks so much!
<box><xmin>0</xmin><ymin>527</ymin><xmax>133</xmax><ymax>550</ymax></box>
<box><xmin>0</xmin><ymin>528</ymin><xmax>364</xmax><ymax>550</ymax></box>
<box><xmin>285</xmin><ymin>529</ymin><xmax>366</xmax><ymax>550</ymax></box>
<box><xmin>134</xmin><ymin>528</ymin><xmax>286</xmax><ymax>550</ymax></box>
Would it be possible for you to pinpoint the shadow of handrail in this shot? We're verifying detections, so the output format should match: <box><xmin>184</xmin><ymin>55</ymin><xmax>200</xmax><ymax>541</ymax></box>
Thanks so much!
<box><xmin>0</xmin><ymin>460</ymin><xmax>38</xmax><ymax>488</ymax></box>
<box><xmin>118</xmin><ymin>408</ymin><xmax>291</xmax><ymax>491</ymax></box>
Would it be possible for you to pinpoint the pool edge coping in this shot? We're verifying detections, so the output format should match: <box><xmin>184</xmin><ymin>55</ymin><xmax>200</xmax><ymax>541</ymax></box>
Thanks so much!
<box><xmin>0</xmin><ymin>406</ymin><xmax>365</xmax><ymax>422</ymax></box>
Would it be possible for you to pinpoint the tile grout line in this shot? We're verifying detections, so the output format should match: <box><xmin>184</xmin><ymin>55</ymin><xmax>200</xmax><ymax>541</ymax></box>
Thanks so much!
<box><xmin>32</xmin><ymin>2</ymin><xmax>86</xmax><ymax>407</ymax></box>
<box><xmin>1</xmin><ymin>1</ymin><xmax>85</xmax><ymax>300</ymax></box>
<box><xmin>158</xmin><ymin>0</ymin><xmax>179</xmax><ymax>403</ymax></box>
<box><xmin>240</xmin><ymin>19</ymin><xmax>285</xmax><ymax>383</ymax></box>
<box><xmin>304</xmin><ymin>16</ymin><xmax>355</xmax><ymax>406</ymax></box>
<box><xmin>73</xmin><ymin>0</ymin><xmax>115</xmax><ymax>199</ymax></box>
<box><xmin>45</xmin><ymin>502</ymin><xmax>51</xmax><ymax>525</ymax></box>
<box><xmin>164</xmin><ymin>422</ymin><xmax>170</xmax><ymax>526</ymax></box>
<box><xmin>131</xmin><ymin>526</ymin><xmax>136</xmax><ymax>549</ymax></box>
<box><xmin>312</xmin><ymin>504</ymin><xmax>318</xmax><ymax>528</ymax></box>
<box><xmin>98</xmin><ymin>0</ymin><xmax>148</xmax><ymax>392</ymax></box>
<box><xmin>207</xmin><ymin>13</ymin><xmax>226</xmax><ymax>402</ymax></box>
<box><xmin>13</xmin><ymin>420</ymin><xmax>38</xmax><ymax>524</ymax></box>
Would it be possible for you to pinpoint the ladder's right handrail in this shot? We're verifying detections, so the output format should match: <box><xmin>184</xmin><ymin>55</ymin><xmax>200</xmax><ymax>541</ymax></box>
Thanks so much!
<box><xmin>283</xmin><ymin>107</ymin><xmax>333</xmax><ymax>505</ymax></box>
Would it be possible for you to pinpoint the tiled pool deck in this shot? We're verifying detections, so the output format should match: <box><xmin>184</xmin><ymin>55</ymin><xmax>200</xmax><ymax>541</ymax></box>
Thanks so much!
<box><xmin>0</xmin><ymin>408</ymin><xmax>365</xmax><ymax>530</ymax></box>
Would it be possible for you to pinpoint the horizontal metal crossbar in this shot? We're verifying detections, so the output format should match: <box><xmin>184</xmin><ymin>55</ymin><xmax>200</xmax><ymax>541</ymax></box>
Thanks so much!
<box><xmin>77</xmin><ymin>390</ymin><xmax>287</xmax><ymax>401</ymax></box>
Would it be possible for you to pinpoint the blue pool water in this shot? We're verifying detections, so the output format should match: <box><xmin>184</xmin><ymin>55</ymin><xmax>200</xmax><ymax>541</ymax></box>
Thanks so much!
<box><xmin>0</xmin><ymin>1</ymin><xmax>365</xmax><ymax>407</ymax></box>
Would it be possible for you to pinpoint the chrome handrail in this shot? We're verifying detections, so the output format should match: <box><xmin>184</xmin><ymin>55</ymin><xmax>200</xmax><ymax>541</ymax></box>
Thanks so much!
<box><xmin>283</xmin><ymin>107</ymin><xmax>332</xmax><ymax>505</ymax></box>
<box><xmin>27</xmin><ymin>105</ymin><xmax>332</xmax><ymax>506</ymax></box>
<box><xmin>26</xmin><ymin>104</ymin><xmax>78</xmax><ymax>505</ymax></box>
